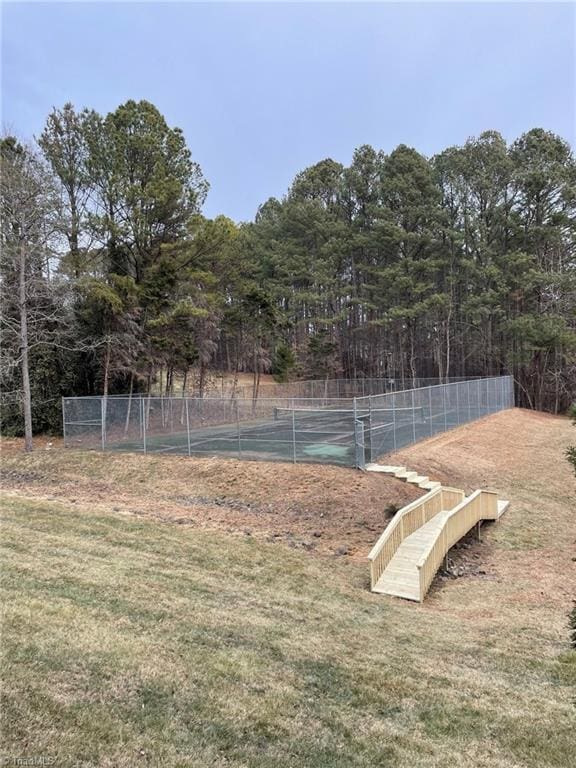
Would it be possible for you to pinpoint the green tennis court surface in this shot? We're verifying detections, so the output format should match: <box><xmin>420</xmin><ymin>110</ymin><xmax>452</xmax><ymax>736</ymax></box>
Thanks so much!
<box><xmin>106</xmin><ymin>410</ymin><xmax>359</xmax><ymax>465</ymax></box>
<box><xmin>105</xmin><ymin>405</ymin><xmax>454</xmax><ymax>466</ymax></box>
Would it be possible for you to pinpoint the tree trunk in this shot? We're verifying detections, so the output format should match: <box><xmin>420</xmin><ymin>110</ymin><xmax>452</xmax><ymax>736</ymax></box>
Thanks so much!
<box><xmin>180</xmin><ymin>369</ymin><xmax>188</xmax><ymax>425</ymax></box>
<box><xmin>19</xmin><ymin>241</ymin><xmax>33</xmax><ymax>452</ymax></box>
<box><xmin>103</xmin><ymin>340</ymin><xmax>111</xmax><ymax>397</ymax></box>
<box><xmin>69</xmin><ymin>192</ymin><xmax>80</xmax><ymax>278</ymax></box>
<box><xmin>252</xmin><ymin>340</ymin><xmax>259</xmax><ymax>412</ymax></box>
<box><xmin>123</xmin><ymin>371</ymin><xmax>134</xmax><ymax>435</ymax></box>
<box><xmin>198</xmin><ymin>360</ymin><xmax>206</xmax><ymax>398</ymax></box>
<box><xmin>102</xmin><ymin>339</ymin><xmax>111</xmax><ymax>442</ymax></box>
<box><xmin>409</xmin><ymin>325</ymin><xmax>417</xmax><ymax>389</ymax></box>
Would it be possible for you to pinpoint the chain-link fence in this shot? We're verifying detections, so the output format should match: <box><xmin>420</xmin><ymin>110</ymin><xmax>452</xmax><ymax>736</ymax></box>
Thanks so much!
<box><xmin>362</xmin><ymin>376</ymin><xmax>514</xmax><ymax>461</ymax></box>
<box><xmin>204</xmin><ymin>376</ymin><xmax>481</xmax><ymax>400</ymax></box>
<box><xmin>63</xmin><ymin>376</ymin><xmax>514</xmax><ymax>468</ymax></box>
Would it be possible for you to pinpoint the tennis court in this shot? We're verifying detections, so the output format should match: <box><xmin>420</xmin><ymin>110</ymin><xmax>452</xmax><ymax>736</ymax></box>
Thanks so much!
<box><xmin>63</xmin><ymin>376</ymin><xmax>514</xmax><ymax>468</ymax></box>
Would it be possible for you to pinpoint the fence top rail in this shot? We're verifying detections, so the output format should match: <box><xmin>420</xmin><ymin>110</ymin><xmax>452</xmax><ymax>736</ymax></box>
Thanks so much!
<box><xmin>354</xmin><ymin>375</ymin><xmax>512</xmax><ymax>403</ymax></box>
<box><xmin>367</xmin><ymin>487</ymin><xmax>443</xmax><ymax>562</ymax></box>
<box><xmin>64</xmin><ymin>395</ymin><xmax>358</xmax><ymax>402</ymax></box>
<box><xmin>236</xmin><ymin>375</ymin><xmax>500</xmax><ymax>386</ymax></box>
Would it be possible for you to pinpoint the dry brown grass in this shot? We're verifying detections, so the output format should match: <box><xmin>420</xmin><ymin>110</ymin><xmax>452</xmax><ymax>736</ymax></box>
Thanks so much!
<box><xmin>0</xmin><ymin>441</ymin><xmax>420</xmax><ymax>558</ymax></box>
<box><xmin>387</xmin><ymin>408</ymin><xmax>576</xmax><ymax>633</ymax></box>
<box><xmin>1</xmin><ymin>408</ymin><xmax>575</xmax><ymax>767</ymax></box>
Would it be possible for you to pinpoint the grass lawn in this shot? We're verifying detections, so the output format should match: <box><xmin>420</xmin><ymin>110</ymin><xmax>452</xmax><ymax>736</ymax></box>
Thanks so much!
<box><xmin>1</xmin><ymin>409</ymin><xmax>575</xmax><ymax>766</ymax></box>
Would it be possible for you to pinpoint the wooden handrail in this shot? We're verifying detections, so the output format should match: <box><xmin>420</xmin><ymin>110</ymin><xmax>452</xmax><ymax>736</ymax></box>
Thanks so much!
<box><xmin>416</xmin><ymin>489</ymin><xmax>500</xmax><ymax>601</ymax></box>
<box><xmin>368</xmin><ymin>486</ymin><xmax>465</xmax><ymax>589</ymax></box>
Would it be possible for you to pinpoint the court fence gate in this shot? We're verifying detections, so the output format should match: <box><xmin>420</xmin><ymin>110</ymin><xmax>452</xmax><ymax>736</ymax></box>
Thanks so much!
<box><xmin>62</xmin><ymin>376</ymin><xmax>515</xmax><ymax>469</ymax></box>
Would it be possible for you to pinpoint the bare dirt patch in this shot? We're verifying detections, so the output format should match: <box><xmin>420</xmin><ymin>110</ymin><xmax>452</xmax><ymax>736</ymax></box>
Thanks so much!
<box><xmin>0</xmin><ymin>441</ymin><xmax>421</xmax><ymax>558</ymax></box>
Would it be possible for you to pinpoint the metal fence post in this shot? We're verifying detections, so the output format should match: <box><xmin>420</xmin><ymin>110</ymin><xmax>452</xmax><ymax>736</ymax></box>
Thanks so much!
<box><xmin>185</xmin><ymin>398</ymin><xmax>191</xmax><ymax>457</ymax></box>
<box><xmin>62</xmin><ymin>397</ymin><xmax>67</xmax><ymax>448</ymax></box>
<box><xmin>141</xmin><ymin>397</ymin><xmax>147</xmax><ymax>454</ymax></box>
<box><xmin>101</xmin><ymin>397</ymin><xmax>106</xmax><ymax>452</ymax></box>
<box><xmin>368</xmin><ymin>395</ymin><xmax>373</xmax><ymax>463</ymax></box>
<box><xmin>428</xmin><ymin>387</ymin><xmax>433</xmax><ymax>436</ymax></box>
<box><xmin>353</xmin><ymin>397</ymin><xmax>358</xmax><ymax>466</ymax></box>
<box><xmin>443</xmin><ymin>385</ymin><xmax>448</xmax><ymax>432</ymax></box>
<box><xmin>292</xmin><ymin>408</ymin><xmax>297</xmax><ymax>464</ymax></box>
<box><xmin>411</xmin><ymin>389</ymin><xmax>416</xmax><ymax>443</ymax></box>
<box><xmin>392</xmin><ymin>393</ymin><xmax>397</xmax><ymax>451</ymax></box>
<box><xmin>236</xmin><ymin>399</ymin><xmax>241</xmax><ymax>458</ymax></box>
<box><xmin>467</xmin><ymin>380</ymin><xmax>472</xmax><ymax>422</ymax></box>
<box><xmin>353</xmin><ymin>397</ymin><xmax>366</xmax><ymax>469</ymax></box>
<box><xmin>455</xmin><ymin>383</ymin><xmax>460</xmax><ymax>425</ymax></box>
<box><xmin>477</xmin><ymin>378</ymin><xmax>482</xmax><ymax>416</ymax></box>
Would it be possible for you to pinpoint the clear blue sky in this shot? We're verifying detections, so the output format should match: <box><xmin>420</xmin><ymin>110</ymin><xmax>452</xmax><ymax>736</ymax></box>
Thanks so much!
<box><xmin>2</xmin><ymin>2</ymin><xmax>575</xmax><ymax>221</ymax></box>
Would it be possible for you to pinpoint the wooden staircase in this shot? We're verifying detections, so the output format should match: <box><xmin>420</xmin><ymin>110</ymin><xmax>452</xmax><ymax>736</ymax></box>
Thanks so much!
<box><xmin>367</xmin><ymin>476</ymin><xmax>509</xmax><ymax>602</ymax></box>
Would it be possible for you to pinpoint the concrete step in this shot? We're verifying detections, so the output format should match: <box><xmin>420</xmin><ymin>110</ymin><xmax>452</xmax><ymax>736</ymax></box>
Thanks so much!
<box><xmin>406</xmin><ymin>475</ymin><xmax>429</xmax><ymax>485</ymax></box>
<box><xmin>419</xmin><ymin>480</ymin><xmax>441</xmax><ymax>490</ymax></box>
<box><xmin>394</xmin><ymin>469</ymin><xmax>414</xmax><ymax>479</ymax></box>
<box><xmin>365</xmin><ymin>463</ymin><xmax>404</xmax><ymax>474</ymax></box>
<box><xmin>378</xmin><ymin>465</ymin><xmax>405</xmax><ymax>474</ymax></box>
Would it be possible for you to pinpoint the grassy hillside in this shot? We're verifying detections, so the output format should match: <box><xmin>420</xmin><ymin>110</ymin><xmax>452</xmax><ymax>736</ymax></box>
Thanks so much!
<box><xmin>1</xmin><ymin>409</ymin><xmax>575</xmax><ymax>767</ymax></box>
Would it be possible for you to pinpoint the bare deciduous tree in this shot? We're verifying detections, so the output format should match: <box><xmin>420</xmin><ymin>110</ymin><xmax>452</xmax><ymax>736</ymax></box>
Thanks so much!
<box><xmin>1</xmin><ymin>138</ymin><xmax>62</xmax><ymax>450</ymax></box>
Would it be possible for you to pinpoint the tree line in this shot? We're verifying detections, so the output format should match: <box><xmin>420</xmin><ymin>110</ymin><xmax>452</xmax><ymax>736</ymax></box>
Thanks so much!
<box><xmin>1</xmin><ymin>99</ymin><xmax>575</xmax><ymax>447</ymax></box>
